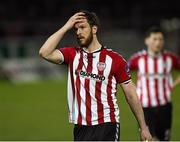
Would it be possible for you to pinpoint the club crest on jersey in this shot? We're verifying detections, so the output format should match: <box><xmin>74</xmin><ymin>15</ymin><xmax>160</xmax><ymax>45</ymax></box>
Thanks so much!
<box><xmin>97</xmin><ymin>62</ymin><xmax>106</xmax><ymax>71</ymax></box>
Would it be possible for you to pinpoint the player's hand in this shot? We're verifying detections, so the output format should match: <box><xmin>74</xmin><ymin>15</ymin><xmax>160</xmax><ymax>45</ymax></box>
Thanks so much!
<box><xmin>63</xmin><ymin>12</ymin><xmax>86</xmax><ymax>31</ymax></box>
<box><xmin>140</xmin><ymin>126</ymin><xmax>152</xmax><ymax>141</ymax></box>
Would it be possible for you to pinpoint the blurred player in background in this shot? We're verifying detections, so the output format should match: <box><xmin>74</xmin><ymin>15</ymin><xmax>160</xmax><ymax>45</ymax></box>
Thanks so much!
<box><xmin>39</xmin><ymin>10</ymin><xmax>152</xmax><ymax>141</ymax></box>
<box><xmin>128</xmin><ymin>26</ymin><xmax>180</xmax><ymax>141</ymax></box>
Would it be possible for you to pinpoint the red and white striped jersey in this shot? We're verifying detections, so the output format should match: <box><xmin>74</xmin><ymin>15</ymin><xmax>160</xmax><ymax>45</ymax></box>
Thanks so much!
<box><xmin>128</xmin><ymin>50</ymin><xmax>180</xmax><ymax>108</ymax></box>
<box><xmin>59</xmin><ymin>46</ymin><xmax>131</xmax><ymax>125</ymax></box>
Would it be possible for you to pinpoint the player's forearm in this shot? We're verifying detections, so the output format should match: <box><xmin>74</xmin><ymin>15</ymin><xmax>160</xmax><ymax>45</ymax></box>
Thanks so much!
<box><xmin>127</xmin><ymin>93</ymin><xmax>147</xmax><ymax>130</ymax></box>
<box><xmin>122</xmin><ymin>82</ymin><xmax>147</xmax><ymax>130</ymax></box>
<box><xmin>39</xmin><ymin>26</ymin><xmax>68</xmax><ymax>58</ymax></box>
<box><xmin>173</xmin><ymin>75</ymin><xmax>180</xmax><ymax>88</ymax></box>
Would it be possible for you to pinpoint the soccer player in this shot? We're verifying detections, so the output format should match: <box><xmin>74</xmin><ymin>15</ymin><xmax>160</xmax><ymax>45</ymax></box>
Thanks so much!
<box><xmin>128</xmin><ymin>26</ymin><xmax>180</xmax><ymax>141</ymax></box>
<box><xmin>39</xmin><ymin>10</ymin><xmax>152</xmax><ymax>141</ymax></box>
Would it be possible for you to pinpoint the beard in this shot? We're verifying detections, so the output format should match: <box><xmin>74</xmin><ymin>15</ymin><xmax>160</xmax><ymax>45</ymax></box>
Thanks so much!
<box><xmin>153</xmin><ymin>46</ymin><xmax>163</xmax><ymax>54</ymax></box>
<box><xmin>77</xmin><ymin>31</ymin><xmax>93</xmax><ymax>47</ymax></box>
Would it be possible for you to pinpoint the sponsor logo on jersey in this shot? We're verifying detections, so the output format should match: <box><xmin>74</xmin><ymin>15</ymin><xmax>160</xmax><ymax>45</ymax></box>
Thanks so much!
<box><xmin>142</xmin><ymin>73</ymin><xmax>169</xmax><ymax>78</ymax></box>
<box><xmin>75</xmin><ymin>70</ymin><xmax>105</xmax><ymax>82</ymax></box>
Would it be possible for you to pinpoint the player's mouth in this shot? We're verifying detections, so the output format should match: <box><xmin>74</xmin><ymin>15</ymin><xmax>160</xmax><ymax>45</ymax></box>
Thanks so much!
<box><xmin>78</xmin><ymin>37</ymin><xmax>85</xmax><ymax>42</ymax></box>
<box><xmin>78</xmin><ymin>36</ymin><xmax>84</xmax><ymax>40</ymax></box>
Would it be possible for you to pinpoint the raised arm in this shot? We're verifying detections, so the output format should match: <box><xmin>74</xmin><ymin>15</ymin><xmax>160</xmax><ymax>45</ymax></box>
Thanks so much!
<box><xmin>39</xmin><ymin>12</ymin><xmax>85</xmax><ymax>64</ymax></box>
<box><xmin>120</xmin><ymin>80</ymin><xmax>152</xmax><ymax>141</ymax></box>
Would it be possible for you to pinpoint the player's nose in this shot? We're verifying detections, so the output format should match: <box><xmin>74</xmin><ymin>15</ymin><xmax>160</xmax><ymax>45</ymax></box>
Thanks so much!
<box><xmin>76</xmin><ymin>28</ymin><xmax>82</xmax><ymax>35</ymax></box>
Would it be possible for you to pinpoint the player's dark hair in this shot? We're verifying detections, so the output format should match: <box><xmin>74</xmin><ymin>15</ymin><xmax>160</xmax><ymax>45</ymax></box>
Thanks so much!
<box><xmin>80</xmin><ymin>10</ymin><xmax>100</xmax><ymax>28</ymax></box>
<box><xmin>145</xmin><ymin>26</ymin><xmax>164</xmax><ymax>38</ymax></box>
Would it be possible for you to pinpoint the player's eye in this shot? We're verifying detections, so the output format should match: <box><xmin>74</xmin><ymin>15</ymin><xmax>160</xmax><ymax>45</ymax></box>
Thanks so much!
<box><xmin>73</xmin><ymin>28</ymin><xmax>78</xmax><ymax>32</ymax></box>
<box><xmin>80</xmin><ymin>26</ymin><xmax>84</xmax><ymax>29</ymax></box>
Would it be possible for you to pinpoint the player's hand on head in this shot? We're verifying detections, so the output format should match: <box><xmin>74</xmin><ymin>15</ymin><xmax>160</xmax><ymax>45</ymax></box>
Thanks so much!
<box><xmin>63</xmin><ymin>12</ymin><xmax>86</xmax><ymax>31</ymax></box>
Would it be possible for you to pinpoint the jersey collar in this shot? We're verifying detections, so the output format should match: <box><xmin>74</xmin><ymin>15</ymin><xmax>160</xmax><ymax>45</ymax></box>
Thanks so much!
<box><xmin>82</xmin><ymin>46</ymin><xmax>104</xmax><ymax>54</ymax></box>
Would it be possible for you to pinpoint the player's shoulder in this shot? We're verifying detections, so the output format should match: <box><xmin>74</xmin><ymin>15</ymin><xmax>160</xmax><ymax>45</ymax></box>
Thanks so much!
<box><xmin>131</xmin><ymin>49</ymin><xmax>147</xmax><ymax>59</ymax></box>
<box><xmin>163</xmin><ymin>50</ymin><xmax>179</xmax><ymax>58</ymax></box>
<box><xmin>103</xmin><ymin>47</ymin><xmax>123</xmax><ymax>58</ymax></box>
<box><xmin>60</xmin><ymin>45</ymin><xmax>81</xmax><ymax>53</ymax></box>
<box><xmin>103</xmin><ymin>46</ymin><xmax>127</xmax><ymax>62</ymax></box>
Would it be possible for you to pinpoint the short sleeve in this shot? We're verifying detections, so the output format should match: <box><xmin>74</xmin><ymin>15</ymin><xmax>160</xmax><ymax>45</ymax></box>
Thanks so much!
<box><xmin>171</xmin><ymin>53</ymin><xmax>180</xmax><ymax>70</ymax></box>
<box><xmin>128</xmin><ymin>54</ymin><xmax>139</xmax><ymax>70</ymax></box>
<box><xmin>115</xmin><ymin>56</ymin><xmax>131</xmax><ymax>84</ymax></box>
<box><xmin>59</xmin><ymin>47</ymin><xmax>75</xmax><ymax>65</ymax></box>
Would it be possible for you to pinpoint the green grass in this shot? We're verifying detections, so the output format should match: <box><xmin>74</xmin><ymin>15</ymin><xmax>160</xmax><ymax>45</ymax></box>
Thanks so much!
<box><xmin>0</xmin><ymin>72</ymin><xmax>179</xmax><ymax>140</ymax></box>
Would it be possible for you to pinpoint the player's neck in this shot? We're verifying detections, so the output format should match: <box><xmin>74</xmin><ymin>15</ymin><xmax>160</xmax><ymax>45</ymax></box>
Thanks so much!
<box><xmin>148</xmin><ymin>49</ymin><xmax>161</xmax><ymax>57</ymax></box>
<box><xmin>85</xmin><ymin>38</ymin><xmax>102</xmax><ymax>53</ymax></box>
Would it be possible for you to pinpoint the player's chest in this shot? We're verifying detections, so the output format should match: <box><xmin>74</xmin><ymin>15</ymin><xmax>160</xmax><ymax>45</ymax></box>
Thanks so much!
<box><xmin>73</xmin><ymin>52</ymin><xmax>113</xmax><ymax>81</ymax></box>
<box><xmin>138</xmin><ymin>56</ymin><xmax>173</xmax><ymax>74</ymax></box>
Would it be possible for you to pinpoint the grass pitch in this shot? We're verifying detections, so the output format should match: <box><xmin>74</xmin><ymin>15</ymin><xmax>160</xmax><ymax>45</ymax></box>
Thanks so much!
<box><xmin>0</xmin><ymin>72</ymin><xmax>179</xmax><ymax>140</ymax></box>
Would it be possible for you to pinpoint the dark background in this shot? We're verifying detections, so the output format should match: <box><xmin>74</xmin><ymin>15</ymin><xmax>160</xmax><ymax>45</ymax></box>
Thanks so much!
<box><xmin>1</xmin><ymin>0</ymin><xmax>180</xmax><ymax>37</ymax></box>
<box><xmin>0</xmin><ymin>1</ymin><xmax>180</xmax><ymax>140</ymax></box>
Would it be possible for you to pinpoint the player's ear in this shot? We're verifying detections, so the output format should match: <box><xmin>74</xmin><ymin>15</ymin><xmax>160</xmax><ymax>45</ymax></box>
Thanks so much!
<box><xmin>144</xmin><ymin>37</ymin><xmax>149</xmax><ymax>46</ymax></box>
<box><xmin>92</xmin><ymin>25</ymin><xmax>98</xmax><ymax>34</ymax></box>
